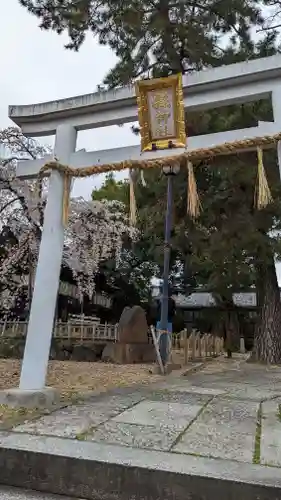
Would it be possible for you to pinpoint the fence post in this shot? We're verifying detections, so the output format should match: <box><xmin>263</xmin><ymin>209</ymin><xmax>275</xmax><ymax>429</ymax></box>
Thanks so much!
<box><xmin>198</xmin><ymin>333</ymin><xmax>202</xmax><ymax>359</ymax></box>
<box><xmin>202</xmin><ymin>334</ymin><xmax>206</xmax><ymax>358</ymax></box>
<box><xmin>216</xmin><ymin>336</ymin><xmax>221</xmax><ymax>356</ymax></box>
<box><xmin>190</xmin><ymin>331</ymin><xmax>195</xmax><ymax>360</ymax></box>
<box><xmin>205</xmin><ymin>334</ymin><xmax>208</xmax><ymax>357</ymax></box>
<box><xmin>200</xmin><ymin>335</ymin><xmax>204</xmax><ymax>359</ymax></box>
<box><xmin>184</xmin><ymin>329</ymin><xmax>188</xmax><ymax>365</ymax></box>
<box><xmin>1</xmin><ymin>316</ymin><xmax>7</xmax><ymax>336</ymax></box>
<box><xmin>66</xmin><ymin>321</ymin><xmax>71</xmax><ymax>340</ymax></box>
<box><xmin>214</xmin><ymin>336</ymin><xmax>218</xmax><ymax>356</ymax></box>
<box><xmin>196</xmin><ymin>333</ymin><xmax>200</xmax><ymax>359</ymax></box>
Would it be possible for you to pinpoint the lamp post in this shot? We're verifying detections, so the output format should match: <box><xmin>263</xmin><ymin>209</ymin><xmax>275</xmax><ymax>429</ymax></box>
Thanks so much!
<box><xmin>159</xmin><ymin>163</ymin><xmax>180</xmax><ymax>368</ymax></box>
<box><xmin>134</xmin><ymin>74</ymin><xmax>186</xmax><ymax>369</ymax></box>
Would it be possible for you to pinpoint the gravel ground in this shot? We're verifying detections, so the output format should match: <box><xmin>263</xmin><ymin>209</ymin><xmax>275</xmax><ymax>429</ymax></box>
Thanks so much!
<box><xmin>0</xmin><ymin>359</ymin><xmax>159</xmax><ymax>393</ymax></box>
<box><xmin>0</xmin><ymin>359</ymin><xmax>161</xmax><ymax>427</ymax></box>
<box><xmin>0</xmin><ymin>359</ymin><xmax>161</xmax><ymax>396</ymax></box>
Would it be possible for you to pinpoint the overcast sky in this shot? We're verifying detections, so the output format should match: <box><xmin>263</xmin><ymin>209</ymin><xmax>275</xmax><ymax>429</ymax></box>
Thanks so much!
<box><xmin>1</xmin><ymin>1</ymin><xmax>137</xmax><ymax>198</ymax></box>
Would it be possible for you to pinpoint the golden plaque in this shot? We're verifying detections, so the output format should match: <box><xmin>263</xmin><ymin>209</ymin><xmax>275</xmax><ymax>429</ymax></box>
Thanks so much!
<box><xmin>135</xmin><ymin>74</ymin><xmax>186</xmax><ymax>152</ymax></box>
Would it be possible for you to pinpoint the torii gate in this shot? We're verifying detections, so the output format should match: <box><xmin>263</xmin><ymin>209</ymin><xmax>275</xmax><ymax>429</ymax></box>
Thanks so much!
<box><xmin>5</xmin><ymin>54</ymin><xmax>281</xmax><ymax>402</ymax></box>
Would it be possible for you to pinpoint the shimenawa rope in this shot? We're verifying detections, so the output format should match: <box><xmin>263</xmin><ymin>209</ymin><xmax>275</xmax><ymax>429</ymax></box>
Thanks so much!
<box><xmin>37</xmin><ymin>131</ymin><xmax>280</xmax><ymax>226</ymax></box>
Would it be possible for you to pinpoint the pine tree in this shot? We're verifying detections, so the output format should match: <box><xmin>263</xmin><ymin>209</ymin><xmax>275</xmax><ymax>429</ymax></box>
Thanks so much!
<box><xmin>20</xmin><ymin>1</ymin><xmax>264</xmax><ymax>82</ymax></box>
<box><xmin>92</xmin><ymin>173</ymin><xmax>129</xmax><ymax>206</ymax></box>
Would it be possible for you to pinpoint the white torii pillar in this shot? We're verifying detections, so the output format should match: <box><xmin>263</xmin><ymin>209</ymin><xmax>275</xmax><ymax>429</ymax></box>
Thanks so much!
<box><xmin>4</xmin><ymin>54</ymin><xmax>281</xmax><ymax>405</ymax></box>
<box><xmin>0</xmin><ymin>124</ymin><xmax>77</xmax><ymax>406</ymax></box>
<box><xmin>19</xmin><ymin>125</ymin><xmax>77</xmax><ymax>391</ymax></box>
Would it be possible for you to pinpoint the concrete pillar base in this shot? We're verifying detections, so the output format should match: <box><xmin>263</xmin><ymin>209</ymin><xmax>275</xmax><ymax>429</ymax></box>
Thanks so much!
<box><xmin>0</xmin><ymin>387</ymin><xmax>60</xmax><ymax>408</ymax></box>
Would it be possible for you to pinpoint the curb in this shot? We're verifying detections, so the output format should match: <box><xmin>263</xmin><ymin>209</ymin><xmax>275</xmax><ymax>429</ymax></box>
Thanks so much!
<box><xmin>0</xmin><ymin>433</ymin><xmax>280</xmax><ymax>500</ymax></box>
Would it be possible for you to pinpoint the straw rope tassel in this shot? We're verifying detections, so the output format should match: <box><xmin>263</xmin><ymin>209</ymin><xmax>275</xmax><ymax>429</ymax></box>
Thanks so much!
<box><xmin>129</xmin><ymin>169</ymin><xmax>137</xmax><ymax>226</ymax></box>
<box><xmin>62</xmin><ymin>173</ymin><xmax>71</xmax><ymax>226</ymax></box>
<box><xmin>255</xmin><ymin>147</ymin><xmax>273</xmax><ymax>210</ymax></box>
<box><xmin>140</xmin><ymin>169</ymin><xmax>147</xmax><ymax>187</ymax></box>
<box><xmin>187</xmin><ymin>161</ymin><xmax>202</xmax><ymax>218</ymax></box>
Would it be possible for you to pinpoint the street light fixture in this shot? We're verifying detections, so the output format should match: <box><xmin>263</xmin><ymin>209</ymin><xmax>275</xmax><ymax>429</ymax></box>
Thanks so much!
<box><xmin>158</xmin><ymin>162</ymin><xmax>180</xmax><ymax>369</ymax></box>
<box><xmin>162</xmin><ymin>164</ymin><xmax>181</xmax><ymax>176</ymax></box>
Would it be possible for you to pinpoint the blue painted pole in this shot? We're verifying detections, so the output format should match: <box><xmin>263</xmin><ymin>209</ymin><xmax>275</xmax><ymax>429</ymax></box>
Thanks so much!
<box><xmin>159</xmin><ymin>174</ymin><xmax>173</xmax><ymax>367</ymax></box>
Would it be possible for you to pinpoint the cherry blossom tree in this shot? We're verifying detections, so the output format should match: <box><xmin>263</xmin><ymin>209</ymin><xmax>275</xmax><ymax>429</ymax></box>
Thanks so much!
<box><xmin>0</xmin><ymin>127</ymin><xmax>135</xmax><ymax>315</ymax></box>
<box><xmin>64</xmin><ymin>197</ymin><xmax>136</xmax><ymax>298</ymax></box>
<box><xmin>0</xmin><ymin>127</ymin><xmax>49</xmax><ymax>314</ymax></box>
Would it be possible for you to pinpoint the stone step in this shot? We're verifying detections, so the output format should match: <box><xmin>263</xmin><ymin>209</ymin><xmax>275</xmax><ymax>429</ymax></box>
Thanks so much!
<box><xmin>0</xmin><ymin>432</ymin><xmax>281</xmax><ymax>500</ymax></box>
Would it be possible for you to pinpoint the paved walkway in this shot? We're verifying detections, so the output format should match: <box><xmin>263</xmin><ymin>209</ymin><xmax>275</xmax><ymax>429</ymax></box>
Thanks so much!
<box><xmin>7</xmin><ymin>355</ymin><xmax>281</xmax><ymax>468</ymax></box>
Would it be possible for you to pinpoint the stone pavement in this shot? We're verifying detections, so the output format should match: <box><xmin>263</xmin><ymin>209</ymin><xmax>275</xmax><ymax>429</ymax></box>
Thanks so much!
<box><xmin>1</xmin><ymin>355</ymin><xmax>281</xmax><ymax>499</ymax></box>
<box><xmin>4</xmin><ymin>355</ymin><xmax>281</xmax><ymax>466</ymax></box>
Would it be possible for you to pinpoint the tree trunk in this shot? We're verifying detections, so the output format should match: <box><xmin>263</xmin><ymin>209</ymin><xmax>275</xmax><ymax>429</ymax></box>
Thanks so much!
<box><xmin>214</xmin><ymin>294</ymin><xmax>240</xmax><ymax>355</ymax></box>
<box><xmin>223</xmin><ymin>308</ymin><xmax>240</xmax><ymax>356</ymax></box>
<box><xmin>252</xmin><ymin>256</ymin><xmax>281</xmax><ymax>364</ymax></box>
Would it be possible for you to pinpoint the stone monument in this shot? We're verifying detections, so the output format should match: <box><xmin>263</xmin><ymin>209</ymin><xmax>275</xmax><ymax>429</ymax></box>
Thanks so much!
<box><xmin>118</xmin><ymin>306</ymin><xmax>148</xmax><ymax>343</ymax></box>
<box><xmin>102</xmin><ymin>306</ymin><xmax>156</xmax><ymax>363</ymax></box>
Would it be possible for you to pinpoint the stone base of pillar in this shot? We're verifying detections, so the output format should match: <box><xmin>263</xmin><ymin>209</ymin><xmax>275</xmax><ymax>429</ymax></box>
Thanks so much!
<box><xmin>0</xmin><ymin>387</ymin><xmax>60</xmax><ymax>409</ymax></box>
<box><xmin>102</xmin><ymin>342</ymin><xmax>156</xmax><ymax>364</ymax></box>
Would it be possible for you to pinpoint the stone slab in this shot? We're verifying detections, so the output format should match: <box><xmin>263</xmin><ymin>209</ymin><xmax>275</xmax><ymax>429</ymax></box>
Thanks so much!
<box><xmin>149</xmin><ymin>389</ymin><xmax>212</xmax><ymax>405</ymax></box>
<box><xmin>113</xmin><ymin>399</ymin><xmax>203</xmax><ymax>430</ymax></box>
<box><xmin>261</xmin><ymin>398</ymin><xmax>281</xmax><ymax>467</ymax></box>
<box><xmin>183</xmin><ymin>378</ymin><xmax>278</xmax><ymax>397</ymax></box>
<box><xmin>173</xmin><ymin>398</ymin><xmax>259</xmax><ymax>462</ymax></box>
<box><xmin>0</xmin><ymin>486</ymin><xmax>79</xmax><ymax>499</ymax></box>
<box><xmin>227</xmin><ymin>386</ymin><xmax>281</xmax><ymax>401</ymax></box>
<box><xmin>196</xmin><ymin>397</ymin><xmax>259</xmax><ymax>425</ymax></box>
<box><xmin>179</xmin><ymin>378</ymin><xmax>281</xmax><ymax>401</ymax></box>
<box><xmin>0</xmin><ymin>433</ymin><xmax>281</xmax><ymax>499</ymax></box>
<box><xmin>89</xmin><ymin>420</ymin><xmax>180</xmax><ymax>451</ymax></box>
<box><xmin>0</xmin><ymin>387</ymin><xmax>60</xmax><ymax>409</ymax></box>
<box><xmin>13</xmin><ymin>394</ymin><xmax>143</xmax><ymax>438</ymax></box>
<box><xmin>154</xmin><ymin>384</ymin><xmax>226</xmax><ymax>396</ymax></box>
<box><xmin>185</xmin><ymin>365</ymin><xmax>281</xmax><ymax>395</ymax></box>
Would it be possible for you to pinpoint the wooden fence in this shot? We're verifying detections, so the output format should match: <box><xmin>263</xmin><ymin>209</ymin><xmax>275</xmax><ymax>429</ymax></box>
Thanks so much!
<box><xmin>0</xmin><ymin>321</ymin><xmax>224</xmax><ymax>362</ymax></box>
<box><xmin>173</xmin><ymin>330</ymin><xmax>224</xmax><ymax>364</ymax></box>
<box><xmin>0</xmin><ymin>320</ymin><xmax>118</xmax><ymax>342</ymax></box>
